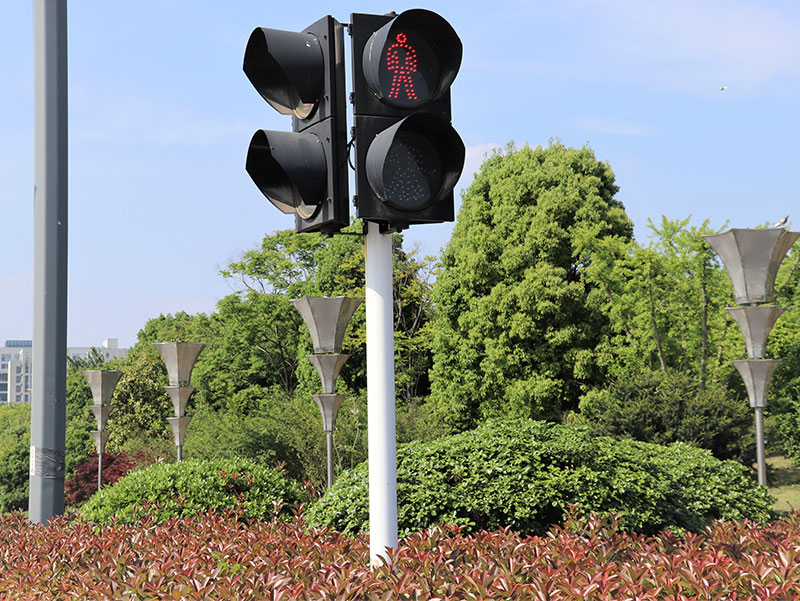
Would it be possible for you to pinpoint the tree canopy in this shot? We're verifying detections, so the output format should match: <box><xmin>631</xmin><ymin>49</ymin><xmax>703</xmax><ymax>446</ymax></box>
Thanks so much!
<box><xmin>427</xmin><ymin>142</ymin><xmax>633</xmax><ymax>431</ymax></box>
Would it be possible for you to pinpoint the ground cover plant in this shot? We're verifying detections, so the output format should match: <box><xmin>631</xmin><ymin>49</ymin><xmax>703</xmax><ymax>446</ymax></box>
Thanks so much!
<box><xmin>80</xmin><ymin>457</ymin><xmax>304</xmax><ymax>524</ymax></box>
<box><xmin>1</xmin><ymin>509</ymin><xmax>799</xmax><ymax>599</ymax></box>
<box><xmin>308</xmin><ymin>419</ymin><xmax>774</xmax><ymax>536</ymax></box>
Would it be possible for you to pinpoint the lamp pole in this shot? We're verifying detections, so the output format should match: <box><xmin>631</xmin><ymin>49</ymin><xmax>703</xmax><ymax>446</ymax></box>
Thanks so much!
<box><xmin>364</xmin><ymin>222</ymin><xmax>398</xmax><ymax>564</ymax></box>
<box><xmin>29</xmin><ymin>0</ymin><xmax>68</xmax><ymax>524</ymax></box>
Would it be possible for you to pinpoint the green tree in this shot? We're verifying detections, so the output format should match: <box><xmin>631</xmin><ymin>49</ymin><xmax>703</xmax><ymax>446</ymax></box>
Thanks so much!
<box><xmin>428</xmin><ymin>142</ymin><xmax>633</xmax><ymax>431</ymax></box>
<box><xmin>0</xmin><ymin>404</ymin><xmax>30</xmax><ymax>513</ymax></box>
<box><xmin>587</xmin><ymin>217</ymin><xmax>739</xmax><ymax>387</ymax></box>
<box><xmin>219</xmin><ymin>225</ymin><xmax>435</xmax><ymax>405</ymax></box>
<box><xmin>104</xmin><ymin>344</ymin><xmax>172</xmax><ymax>455</ymax></box>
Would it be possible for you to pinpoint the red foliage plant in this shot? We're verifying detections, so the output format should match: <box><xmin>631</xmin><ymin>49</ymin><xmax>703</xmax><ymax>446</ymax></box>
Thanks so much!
<box><xmin>1</xmin><ymin>508</ymin><xmax>799</xmax><ymax>600</ymax></box>
<box><xmin>64</xmin><ymin>450</ymin><xmax>146</xmax><ymax>506</ymax></box>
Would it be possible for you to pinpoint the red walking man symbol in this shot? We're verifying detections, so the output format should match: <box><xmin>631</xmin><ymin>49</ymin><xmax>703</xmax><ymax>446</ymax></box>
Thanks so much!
<box><xmin>385</xmin><ymin>32</ymin><xmax>418</xmax><ymax>102</ymax></box>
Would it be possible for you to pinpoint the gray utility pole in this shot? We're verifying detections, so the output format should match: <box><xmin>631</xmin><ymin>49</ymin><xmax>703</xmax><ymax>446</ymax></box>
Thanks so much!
<box><xmin>29</xmin><ymin>0</ymin><xmax>69</xmax><ymax>524</ymax></box>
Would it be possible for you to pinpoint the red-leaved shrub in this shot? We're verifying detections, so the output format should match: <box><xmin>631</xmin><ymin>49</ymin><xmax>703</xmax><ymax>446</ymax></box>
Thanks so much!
<box><xmin>64</xmin><ymin>451</ymin><xmax>146</xmax><ymax>506</ymax></box>
<box><xmin>1</xmin><ymin>508</ymin><xmax>799</xmax><ymax>599</ymax></box>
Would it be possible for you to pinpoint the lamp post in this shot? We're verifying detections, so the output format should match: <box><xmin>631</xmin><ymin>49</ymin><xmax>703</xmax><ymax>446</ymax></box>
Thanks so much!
<box><xmin>153</xmin><ymin>342</ymin><xmax>205</xmax><ymax>462</ymax></box>
<box><xmin>81</xmin><ymin>369</ymin><xmax>122</xmax><ymax>491</ymax></box>
<box><xmin>291</xmin><ymin>296</ymin><xmax>362</xmax><ymax>488</ymax></box>
<box><xmin>704</xmin><ymin>227</ymin><xmax>799</xmax><ymax>486</ymax></box>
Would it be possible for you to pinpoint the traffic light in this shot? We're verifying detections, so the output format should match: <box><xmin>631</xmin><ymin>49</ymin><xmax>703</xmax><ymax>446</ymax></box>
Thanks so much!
<box><xmin>351</xmin><ymin>10</ymin><xmax>465</xmax><ymax>231</ymax></box>
<box><xmin>244</xmin><ymin>16</ymin><xmax>348</xmax><ymax>234</ymax></box>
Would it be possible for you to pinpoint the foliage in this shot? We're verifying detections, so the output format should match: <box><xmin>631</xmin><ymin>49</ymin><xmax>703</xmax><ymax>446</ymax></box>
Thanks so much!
<box><xmin>79</xmin><ymin>457</ymin><xmax>304</xmax><ymax>524</ymax></box>
<box><xmin>192</xmin><ymin>293</ymin><xmax>304</xmax><ymax>407</ymax></box>
<box><xmin>428</xmin><ymin>142</ymin><xmax>634</xmax><ymax>431</ymax></box>
<box><xmin>220</xmin><ymin>225</ymin><xmax>436</xmax><ymax>405</ymax></box>
<box><xmin>103</xmin><ymin>343</ymin><xmax>172</xmax><ymax>454</ymax></box>
<box><xmin>0</xmin><ymin>404</ymin><xmax>30</xmax><ymax>513</ymax></box>
<box><xmin>586</xmin><ymin>217</ymin><xmax>737</xmax><ymax>388</ymax></box>
<box><xmin>578</xmin><ymin>370</ymin><xmax>755</xmax><ymax>463</ymax></box>
<box><xmin>65</xmin><ymin>365</ymin><xmax>96</xmax><ymax>477</ymax></box>
<box><xmin>181</xmin><ymin>402</ymin><xmax>304</xmax><ymax>478</ymax></box>
<box><xmin>64</xmin><ymin>450</ymin><xmax>147</xmax><ymax>507</ymax></box>
<box><xmin>307</xmin><ymin>419</ymin><xmax>773</xmax><ymax>537</ymax></box>
<box><xmin>3</xmin><ymin>510</ymin><xmax>800</xmax><ymax>599</ymax></box>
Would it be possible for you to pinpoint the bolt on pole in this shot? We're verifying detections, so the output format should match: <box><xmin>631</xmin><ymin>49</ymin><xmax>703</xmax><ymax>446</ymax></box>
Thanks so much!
<box><xmin>29</xmin><ymin>0</ymin><xmax>69</xmax><ymax>524</ymax></box>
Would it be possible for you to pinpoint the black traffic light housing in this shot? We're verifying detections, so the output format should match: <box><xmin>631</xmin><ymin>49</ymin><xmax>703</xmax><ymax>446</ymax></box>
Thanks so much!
<box><xmin>351</xmin><ymin>10</ymin><xmax>465</xmax><ymax>231</ymax></box>
<box><xmin>244</xmin><ymin>16</ymin><xmax>349</xmax><ymax>234</ymax></box>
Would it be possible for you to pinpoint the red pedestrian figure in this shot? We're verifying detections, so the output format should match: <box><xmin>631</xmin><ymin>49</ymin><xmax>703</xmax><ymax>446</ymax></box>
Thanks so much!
<box><xmin>385</xmin><ymin>32</ymin><xmax>418</xmax><ymax>102</ymax></box>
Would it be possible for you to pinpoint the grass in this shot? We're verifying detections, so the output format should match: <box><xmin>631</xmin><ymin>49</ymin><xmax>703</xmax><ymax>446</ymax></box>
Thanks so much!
<box><xmin>766</xmin><ymin>455</ymin><xmax>800</xmax><ymax>514</ymax></box>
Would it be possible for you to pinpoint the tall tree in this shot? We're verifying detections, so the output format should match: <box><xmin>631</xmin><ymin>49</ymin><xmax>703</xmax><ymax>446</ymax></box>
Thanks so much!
<box><xmin>428</xmin><ymin>142</ymin><xmax>633</xmax><ymax>431</ymax></box>
<box><xmin>586</xmin><ymin>217</ymin><xmax>739</xmax><ymax>389</ymax></box>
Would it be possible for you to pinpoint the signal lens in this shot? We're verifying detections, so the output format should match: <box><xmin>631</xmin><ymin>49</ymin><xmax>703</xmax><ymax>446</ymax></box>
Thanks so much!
<box><xmin>382</xmin><ymin>129</ymin><xmax>443</xmax><ymax>210</ymax></box>
<box><xmin>377</xmin><ymin>27</ymin><xmax>440</xmax><ymax>108</ymax></box>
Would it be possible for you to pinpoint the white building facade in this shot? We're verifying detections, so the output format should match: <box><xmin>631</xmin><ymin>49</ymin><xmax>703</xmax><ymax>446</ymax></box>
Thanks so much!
<box><xmin>0</xmin><ymin>338</ymin><xmax>128</xmax><ymax>404</ymax></box>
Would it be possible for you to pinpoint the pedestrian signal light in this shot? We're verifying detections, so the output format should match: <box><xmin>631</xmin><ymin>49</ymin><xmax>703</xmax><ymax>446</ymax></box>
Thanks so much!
<box><xmin>351</xmin><ymin>10</ymin><xmax>465</xmax><ymax>230</ymax></box>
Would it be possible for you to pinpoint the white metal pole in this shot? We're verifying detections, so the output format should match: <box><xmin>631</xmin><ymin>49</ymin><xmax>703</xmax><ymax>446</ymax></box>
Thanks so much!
<box><xmin>29</xmin><ymin>0</ymin><xmax>68</xmax><ymax>524</ymax></box>
<box><xmin>364</xmin><ymin>222</ymin><xmax>397</xmax><ymax>565</ymax></box>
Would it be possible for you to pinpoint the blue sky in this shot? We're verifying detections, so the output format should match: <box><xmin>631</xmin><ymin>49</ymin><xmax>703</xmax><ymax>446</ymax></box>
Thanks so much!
<box><xmin>1</xmin><ymin>0</ymin><xmax>799</xmax><ymax>348</ymax></box>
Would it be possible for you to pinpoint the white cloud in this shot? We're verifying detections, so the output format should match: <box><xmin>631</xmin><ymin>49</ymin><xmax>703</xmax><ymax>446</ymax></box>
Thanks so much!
<box><xmin>538</xmin><ymin>0</ymin><xmax>800</xmax><ymax>94</ymax></box>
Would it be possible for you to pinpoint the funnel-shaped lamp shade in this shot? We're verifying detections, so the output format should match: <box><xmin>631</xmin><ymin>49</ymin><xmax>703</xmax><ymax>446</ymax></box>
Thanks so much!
<box><xmin>153</xmin><ymin>342</ymin><xmax>205</xmax><ymax>386</ymax></box>
<box><xmin>313</xmin><ymin>394</ymin><xmax>344</xmax><ymax>432</ymax></box>
<box><xmin>732</xmin><ymin>359</ymin><xmax>781</xmax><ymax>408</ymax></box>
<box><xmin>703</xmin><ymin>229</ymin><xmax>799</xmax><ymax>304</ymax></box>
<box><xmin>291</xmin><ymin>297</ymin><xmax>362</xmax><ymax>353</ymax></box>
<box><xmin>167</xmin><ymin>416</ymin><xmax>192</xmax><ymax>447</ymax></box>
<box><xmin>307</xmin><ymin>354</ymin><xmax>350</xmax><ymax>394</ymax></box>
<box><xmin>91</xmin><ymin>430</ymin><xmax>110</xmax><ymax>454</ymax></box>
<box><xmin>165</xmin><ymin>386</ymin><xmax>195</xmax><ymax>417</ymax></box>
<box><xmin>726</xmin><ymin>306</ymin><xmax>785</xmax><ymax>359</ymax></box>
<box><xmin>82</xmin><ymin>370</ymin><xmax>123</xmax><ymax>406</ymax></box>
<box><xmin>90</xmin><ymin>404</ymin><xmax>114</xmax><ymax>430</ymax></box>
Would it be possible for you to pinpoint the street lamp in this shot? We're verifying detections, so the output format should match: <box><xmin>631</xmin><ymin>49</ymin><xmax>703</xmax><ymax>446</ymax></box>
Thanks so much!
<box><xmin>704</xmin><ymin>227</ymin><xmax>799</xmax><ymax>486</ymax></box>
<box><xmin>81</xmin><ymin>369</ymin><xmax>122</xmax><ymax>491</ymax></box>
<box><xmin>291</xmin><ymin>296</ymin><xmax>362</xmax><ymax>488</ymax></box>
<box><xmin>153</xmin><ymin>342</ymin><xmax>205</xmax><ymax>462</ymax></box>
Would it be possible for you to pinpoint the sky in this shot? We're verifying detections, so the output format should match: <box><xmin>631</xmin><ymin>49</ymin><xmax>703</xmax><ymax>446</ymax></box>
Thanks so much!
<box><xmin>1</xmin><ymin>0</ymin><xmax>799</xmax><ymax>349</ymax></box>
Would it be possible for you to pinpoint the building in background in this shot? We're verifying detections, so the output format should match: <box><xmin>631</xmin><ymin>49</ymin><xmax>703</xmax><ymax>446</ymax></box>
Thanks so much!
<box><xmin>0</xmin><ymin>338</ymin><xmax>127</xmax><ymax>404</ymax></box>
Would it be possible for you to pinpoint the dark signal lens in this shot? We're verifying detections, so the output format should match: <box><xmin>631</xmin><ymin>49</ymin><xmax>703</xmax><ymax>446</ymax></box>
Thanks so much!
<box><xmin>382</xmin><ymin>130</ymin><xmax>443</xmax><ymax>209</ymax></box>
<box><xmin>378</xmin><ymin>27</ymin><xmax>440</xmax><ymax>107</ymax></box>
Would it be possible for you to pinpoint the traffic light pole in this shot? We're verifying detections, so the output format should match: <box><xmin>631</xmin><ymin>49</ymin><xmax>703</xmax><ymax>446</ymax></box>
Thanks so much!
<box><xmin>29</xmin><ymin>0</ymin><xmax>68</xmax><ymax>523</ymax></box>
<box><xmin>364</xmin><ymin>222</ymin><xmax>398</xmax><ymax>565</ymax></box>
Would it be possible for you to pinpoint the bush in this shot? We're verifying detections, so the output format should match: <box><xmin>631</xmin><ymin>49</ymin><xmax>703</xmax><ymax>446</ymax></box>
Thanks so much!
<box><xmin>64</xmin><ymin>450</ymin><xmax>147</xmax><ymax>506</ymax></box>
<box><xmin>0</xmin><ymin>404</ymin><xmax>30</xmax><ymax>513</ymax></box>
<box><xmin>579</xmin><ymin>370</ymin><xmax>755</xmax><ymax>463</ymax></box>
<box><xmin>307</xmin><ymin>419</ymin><xmax>773</xmax><ymax>536</ymax></box>
<box><xmin>80</xmin><ymin>457</ymin><xmax>305</xmax><ymax>524</ymax></box>
<box><xmin>2</xmin><ymin>510</ymin><xmax>800</xmax><ymax>599</ymax></box>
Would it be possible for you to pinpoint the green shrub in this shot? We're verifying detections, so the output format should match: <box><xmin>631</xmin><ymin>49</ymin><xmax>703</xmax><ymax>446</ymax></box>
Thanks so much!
<box><xmin>578</xmin><ymin>370</ymin><xmax>755</xmax><ymax>463</ymax></box>
<box><xmin>80</xmin><ymin>457</ymin><xmax>304</xmax><ymax>524</ymax></box>
<box><xmin>0</xmin><ymin>404</ymin><xmax>30</xmax><ymax>513</ymax></box>
<box><xmin>307</xmin><ymin>419</ymin><xmax>773</xmax><ymax>536</ymax></box>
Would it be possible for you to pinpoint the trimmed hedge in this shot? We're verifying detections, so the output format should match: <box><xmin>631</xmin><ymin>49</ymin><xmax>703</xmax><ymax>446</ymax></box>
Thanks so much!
<box><xmin>307</xmin><ymin>419</ymin><xmax>773</xmax><ymax>536</ymax></box>
<box><xmin>80</xmin><ymin>457</ymin><xmax>304</xmax><ymax>524</ymax></box>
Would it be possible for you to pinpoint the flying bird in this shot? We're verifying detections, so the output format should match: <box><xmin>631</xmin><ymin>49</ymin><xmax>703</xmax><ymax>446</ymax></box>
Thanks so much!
<box><xmin>774</xmin><ymin>214</ymin><xmax>790</xmax><ymax>227</ymax></box>
<box><xmin>717</xmin><ymin>86</ymin><xmax>728</xmax><ymax>91</ymax></box>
